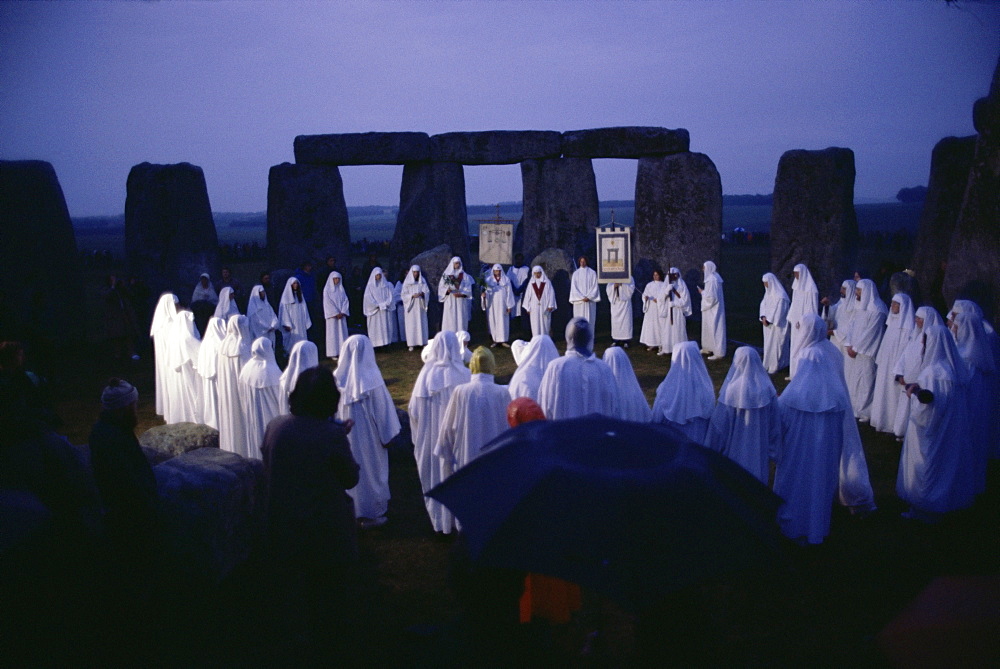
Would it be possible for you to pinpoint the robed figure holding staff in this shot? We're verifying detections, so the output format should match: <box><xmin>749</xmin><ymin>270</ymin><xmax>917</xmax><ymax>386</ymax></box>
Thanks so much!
<box><xmin>439</xmin><ymin>257</ymin><xmax>474</xmax><ymax>333</ymax></box>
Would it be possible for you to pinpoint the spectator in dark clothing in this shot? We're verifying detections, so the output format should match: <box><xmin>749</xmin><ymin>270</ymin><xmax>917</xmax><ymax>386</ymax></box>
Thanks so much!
<box><xmin>293</xmin><ymin>261</ymin><xmax>318</xmax><ymax>305</ymax></box>
<box><xmin>317</xmin><ymin>256</ymin><xmax>339</xmax><ymax>297</ymax></box>
<box><xmin>102</xmin><ymin>274</ymin><xmax>140</xmax><ymax>363</ymax></box>
<box><xmin>215</xmin><ymin>267</ymin><xmax>242</xmax><ymax>303</ymax></box>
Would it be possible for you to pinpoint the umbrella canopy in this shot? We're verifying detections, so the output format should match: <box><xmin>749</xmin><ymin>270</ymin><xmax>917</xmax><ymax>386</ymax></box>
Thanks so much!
<box><xmin>429</xmin><ymin>414</ymin><xmax>784</xmax><ymax>611</ymax></box>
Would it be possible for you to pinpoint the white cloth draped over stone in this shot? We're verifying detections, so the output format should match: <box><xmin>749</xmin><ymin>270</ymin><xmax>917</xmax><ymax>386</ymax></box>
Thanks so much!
<box><xmin>869</xmin><ymin>293</ymin><xmax>916</xmax><ymax>434</ymax></box>
<box><xmin>436</xmin><ymin>373</ymin><xmax>511</xmax><ymax>473</ymax></box>
<box><xmin>335</xmin><ymin>335</ymin><xmax>401</xmax><ymax>520</ymax></box>
<box><xmin>196</xmin><ymin>316</ymin><xmax>227</xmax><ymax>430</ymax></box>
<box><xmin>150</xmin><ymin>293</ymin><xmax>178</xmax><ymax>417</ymax></box>
<box><xmin>788</xmin><ymin>263</ymin><xmax>819</xmax><ymax>378</ymax></box>
<box><xmin>602</xmin><ymin>346</ymin><xmax>652</xmax><ymax>422</ymax></box>
<box><xmin>164</xmin><ymin>310</ymin><xmax>202</xmax><ymax>425</ymax></box>
<box><xmin>890</xmin><ymin>307</ymin><xmax>945</xmax><ymax>438</ymax></box>
<box><xmin>700</xmin><ymin>261</ymin><xmax>726</xmax><ymax>357</ymax></box>
<box><xmin>843</xmin><ymin>279</ymin><xmax>887</xmax><ymax>421</ymax></box>
<box><xmin>247</xmin><ymin>284</ymin><xmax>279</xmax><ymax>349</ymax></box>
<box><xmin>506</xmin><ymin>264</ymin><xmax>530</xmax><ymax>317</ymax></box>
<box><xmin>214</xmin><ymin>287</ymin><xmax>240</xmax><ymax>321</ymax></box>
<box><xmin>278</xmin><ymin>277</ymin><xmax>311</xmax><ymax>351</ymax></box>
<box><xmin>537</xmin><ymin>349</ymin><xmax>619</xmax><ymax>421</ymax></box>
<box><xmin>658</xmin><ymin>268</ymin><xmax>691</xmax><ymax>354</ymax></box>
<box><xmin>438</xmin><ymin>257</ymin><xmax>474</xmax><ymax>333</ymax></box>
<box><xmin>401</xmin><ymin>266</ymin><xmax>430</xmax><ymax>347</ymax></box>
<box><xmin>482</xmin><ymin>264</ymin><xmax>515</xmax><ymax>343</ymax></box>
<box><xmin>507</xmin><ymin>334</ymin><xmax>559</xmax><ymax>401</ymax></box>
<box><xmin>705</xmin><ymin>347</ymin><xmax>780</xmax><ymax>484</ymax></box>
<box><xmin>951</xmin><ymin>311</ymin><xmax>997</xmax><ymax>490</ymax></box>
<box><xmin>363</xmin><ymin>267</ymin><xmax>394</xmax><ymax>348</ymax></box>
<box><xmin>217</xmin><ymin>314</ymin><xmax>252</xmax><ymax>457</ymax></box>
<box><xmin>897</xmin><ymin>324</ymin><xmax>976</xmax><ymax>514</ymax></box>
<box><xmin>238</xmin><ymin>337</ymin><xmax>281</xmax><ymax>460</ymax></box>
<box><xmin>760</xmin><ymin>273</ymin><xmax>790</xmax><ymax>374</ymax></box>
<box><xmin>322</xmin><ymin>272</ymin><xmax>350</xmax><ymax>358</ymax></box>
<box><xmin>639</xmin><ymin>278</ymin><xmax>664</xmax><ymax>348</ymax></box>
<box><xmin>522</xmin><ymin>266</ymin><xmax>556</xmax><ymax>337</ymax></box>
<box><xmin>607</xmin><ymin>277</ymin><xmax>635</xmax><ymax>341</ymax></box>
<box><xmin>651</xmin><ymin>341</ymin><xmax>715</xmax><ymax>444</ymax></box>
<box><xmin>278</xmin><ymin>340</ymin><xmax>319</xmax><ymax>415</ymax></box>
<box><xmin>569</xmin><ymin>264</ymin><xmax>600</xmax><ymax>327</ymax></box>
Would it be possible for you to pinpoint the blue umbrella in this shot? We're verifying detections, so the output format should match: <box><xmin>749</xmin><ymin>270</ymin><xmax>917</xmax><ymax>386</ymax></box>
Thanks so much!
<box><xmin>428</xmin><ymin>414</ymin><xmax>784</xmax><ymax>612</ymax></box>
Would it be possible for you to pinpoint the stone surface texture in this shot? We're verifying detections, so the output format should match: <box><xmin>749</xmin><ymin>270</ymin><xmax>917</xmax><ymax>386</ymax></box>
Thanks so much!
<box><xmin>124</xmin><ymin>162</ymin><xmax>220</xmax><ymax>301</ymax></box>
<box><xmin>769</xmin><ymin>148</ymin><xmax>858</xmax><ymax>297</ymax></box>
<box><xmin>267</xmin><ymin>163</ymin><xmax>352</xmax><ymax>272</ymax></box>
<box><xmin>634</xmin><ymin>152</ymin><xmax>723</xmax><ymax>284</ymax></box>
<box><xmin>561</xmin><ymin>126</ymin><xmax>690</xmax><ymax>158</ymax></box>
<box><xmin>0</xmin><ymin>160</ymin><xmax>85</xmax><ymax>343</ymax></box>
<box><xmin>520</xmin><ymin>158</ymin><xmax>600</xmax><ymax>262</ymax></box>
<box><xmin>430</xmin><ymin>131</ymin><xmax>561</xmax><ymax>165</ymax></box>
<box><xmin>140</xmin><ymin>423</ymin><xmax>220</xmax><ymax>458</ymax></box>
<box><xmin>294</xmin><ymin>132</ymin><xmax>431</xmax><ymax>165</ymax></box>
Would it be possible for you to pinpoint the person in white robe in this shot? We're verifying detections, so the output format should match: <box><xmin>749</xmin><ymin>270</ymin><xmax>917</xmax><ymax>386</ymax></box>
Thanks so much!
<box><xmin>238</xmin><ymin>337</ymin><xmax>282</xmax><ymax>460</ymax></box>
<box><xmin>948</xmin><ymin>299</ymin><xmax>1000</xmax><ymax>385</ymax></box>
<box><xmin>698</xmin><ymin>261</ymin><xmax>727</xmax><ymax>359</ymax></box>
<box><xmin>658</xmin><ymin>267</ymin><xmax>691</xmax><ymax>356</ymax></box>
<box><xmin>951</xmin><ymin>310</ymin><xmax>997</xmax><ymax>490</ymax></box>
<box><xmin>843</xmin><ymin>279</ymin><xmax>887</xmax><ymax>422</ymax></box>
<box><xmin>150</xmin><ymin>293</ymin><xmax>179</xmax><ymax>417</ymax></box>
<box><xmin>278</xmin><ymin>340</ymin><xmax>319</xmax><ymax>415</ymax></box>
<box><xmin>456</xmin><ymin>330</ymin><xmax>474</xmax><ymax>364</ymax></box>
<box><xmin>773</xmin><ymin>353</ymin><xmax>846</xmax><ymax>545</ymax></box>
<box><xmin>705</xmin><ymin>347</ymin><xmax>780</xmax><ymax>485</ymax></box>
<box><xmin>438</xmin><ymin>257</ymin><xmax>474</xmax><ymax>333</ymax></box>
<box><xmin>482</xmin><ymin>264</ymin><xmax>515</xmax><ymax>346</ymax></box>
<box><xmin>759</xmin><ymin>273</ymin><xmax>790</xmax><ymax>374</ymax></box>
<box><xmin>214</xmin><ymin>286</ymin><xmax>240</xmax><ymax>321</ymax></box>
<box><xmin>400</xmin><ymin>265</ymin><xmax>430</xmax><ymax>351</ymax></box>
<box><xmin>363</xmin><ymin>267</ymin><xmax>394</xmax><ymax>349</ymax></box>
<box><xmin>897</xmin><ymin>324</ymin><xmax>976</xmax><ymax>519</ymax></box>
<box><xmin>507</xmin><ymin>254</ymin><xmax>531</xmax><ymax>335</ymax></box>
<box><xmin>322</xmin><ymin>272</ymin><xmax>350</xmax><ymax>359</ymax></box>
<box><xmin>191</xmin><ymin>273</ymin><xmax>218</xmax><ymax>305</ymax></box>
<box><xmin>436</xmin><ymin>347</ymin><xmax>511</xmax><ymax>501</ymax></box>
<box><xmin>787</xmin><ymin>263</ymin><xmax>819</xmax><ymax>379</ymax></box>
<box><xmin>569</xmin><ymin>256</ymin><xmax>600</xmax><ymax>328</ymax></box>
<box><xmin>278</xmin><ymin>277</ymin><xmax>311</xmax><ymax>354</ymax></box>
<box><xmin>537</xmin><ymin>318</ymin><xmax>618</xmax><ymax>421</ymax></box>
<box><xmin>196</xmin><ymin>316</ymin><xmax>227</xmax><ymax>430</ymax></box>
<box><xmin>824</xmin><ymin>280</ymin><xmax>857</xmax><ymax>354</ymax></box>
<box><xmin>164</xmin><ymin>309</ymin><xmax>202</xmax><ymax>425</ymax></box>
<box><xmin>602</xmin><ymin>346</ymin><xmax>652</xmax><ymax>422</ymax></box>
<box><xmin>651</xmin><ymin>340</ymin><xmax>715</xmax><ymax>445</ymax></box>
<box><xmin>247</xmin><ymin>284</ymin><xmax>279</xmax><ymax>349</ymax></box>
<box><xmin>640</xmin><ymin>270</ymin><xmax>665</xmax><ymax>351</ymax></box>
<box><xmin>409</xmin><ymin>331</ymin><xmax>470</xmax><ymax>534</ymax></box>
<box><xmin>869</xmin><ymin>294</ymin><xmax>916</xmax><ymax>434</ymax></box>
<box><xmin>890</xmin><ymin>307</ymin><xmax>945</xmax><ymax>440</ymax></box>
<box><xmin>217</xmin><ymin>314</ymin><xmax>252</xmax><ymax>457</ymax></box>
<box><xmin>522</xmin><ymin>266</ymin><xmax>557</xmax><ymax>337</ymax></box>
<box><xmin>334</xmin><ymin>335</ymin><xmax>401</xmax><ymax>525</ymax></box>
<box><xmin>510</xmin><ymin>339</ymin><xmax>529</xmax><ymax>365</ymax></box>
<box><xmin>508</xmin><ymin>334</ymin><xmax>559</xmax><ymax>401</ymax></box>
<box><xmin>607</xmin><ymin>276</ymin><xmax>635</xmax><ymax>347</ymax></box>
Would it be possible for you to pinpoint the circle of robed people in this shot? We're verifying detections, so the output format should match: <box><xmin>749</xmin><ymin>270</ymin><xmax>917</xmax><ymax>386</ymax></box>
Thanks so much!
<box><xmin>152</xmin><ymin>262</ymin><xmax>997</xmax><ymax>543</ymax></box>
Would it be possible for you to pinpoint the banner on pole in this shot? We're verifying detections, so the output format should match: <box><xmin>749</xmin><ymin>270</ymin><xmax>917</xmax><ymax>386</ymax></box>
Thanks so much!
<box><xmin>478</xmin><ymin>222</ymin><xmax>514</xmax><ymax>266</ymax></box>
<box><xmin>596</xmin><ymin>226</ymin><xmax>631</xmax><ymax>284</ymax></box>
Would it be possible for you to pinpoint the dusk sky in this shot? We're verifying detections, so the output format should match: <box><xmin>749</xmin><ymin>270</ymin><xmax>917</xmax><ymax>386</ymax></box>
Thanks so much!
<box><xmin>2</xmin><ymin>0</ymin><xmax>998</xmax><ymax>217</ymax></box>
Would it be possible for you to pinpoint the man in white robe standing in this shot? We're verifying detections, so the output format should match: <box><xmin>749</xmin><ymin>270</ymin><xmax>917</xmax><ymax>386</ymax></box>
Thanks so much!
<box><xmin>870</xmin><ymin>294</ymin><xmax>916</xmax><ymax>434</ymax></box>
<box><xmin>214</xmin><ymin>286</ymin><xmax>240</xmax><ymax>321</ymax></box>
<box><xmin>439</xmin><ymin>257</ymin><xmax>474</xmax><ymax>333</ymax></box>
<box><xmin>537</xmin><ymin>318</ymin><xmax>618</xmax><ymax>420</ymax></box>
<box><xmin>569</xmin><ymin>256</ymin><xmax>600</xmax><ymax>329</ymax></box>
<box><xmin>891</xmin><ymin>307</ymin><xmax>944</xmax><ymax>440</ymax></box>
<box><xmin>651</xmin><ymin>341</ymin><xmax>715</xmax><ymax>445</ymax></box>
<box><xmin>640</xmin><ymin>270</ymin><xmax>665</xmax><ymax>351</ymax></box>
<box><xmin>787</xmin><ymin>263</ymin><xmax>819</xmax><ymax>379</ymax></box>
<box><xmin>191</xmin><ymin>273</ymin><xmax>218</xmax><ymax>305</ymax></box>
<box><xmin>150</xmin><ymin>293</ymin><xmax>178</xmax><ymax>418</ymax></box>
<box><xmin>951</xmin><ymin>310</ymin><xmax>997</xmax><ymax>492</ymax></box>
<box><xmin>482</xmin><ymin>264</ymin><xmax>515</xmax><ymax>347</ymax></box>
<box><xmin>278</xmin><ymin>277</ymin><xmax>312</xmax><ymax>354</ymax></box>
<box><xmin>322</xmin><ymin>272</ymin><xmax>350</xmax><ymax>359</ymax></box>
<box><xmin>238</xmin><ymin>337</ymin><xmax>282</xmax><ymax>460</ymax></box>
<box><xmin>602</xmin><ymin>346</ymin><xmax>651</xmax><ymax>422</ymax></box>
<box><xmin>607</xmin><ymin>276</ymin><xmax>635</xmax><ymax>348</ymax></box>
<box><xmin>759</xmin><ymin>273</ymin><xmax>790</xmax><ymax>374</ymax></box>
<box><xmin>507</xmin><ymin>334</ymin><xmax>559</xmax><ymax>402</ymax></box>
<box><xmin>217</xmin><ymin>314</ymin><xmax>252</xmax><ymax>457</ymax></box>
<box><xmin>657</xmin><ymin>267</ymin><xmax>691</xmax><ymax>356</ymax></box>
<box><xmin>278</xmin><ymin>340</ymin><xmax>319</xmax><ymax>415</ymax></box>
<box><xmin>522</xmin><ymin>266</ymin><xmax>556</xmax><ymax>337</ymax></box>
<box><xmin>698</xmin><ymin>260</ymin><xmax>726</xmax><ymax>360</ymax></box>
<box><xmin>165</xmin><ymin>309</ymin><xmax>202</xmax><ymax>425</ymax></box>
<box><xmin>196</xmin><ymin>316</ymin><xmax>227</xmax><ymax>430</ymax></box>
<box><xmin>824</xmin><ymin>280</ymin><xmax>857</xmax><ymax>354</ymax></box>
<box><xmin>247</xmin><ymin>284</ymin><xmax>279</xmax><ymax>350</ymax></box>
<box><xmin>334</xmin><ymin>335</ymin><xmax>401</xmax><ymax>527</ymax></box>
<box><xmin>843</xmin><ymin>279</ymin><xmax>887</xmax><ymax>422</ymax></box>
<box><xmin>363</xmin><ymin>267</ymin><xmax>394</xmax><ymax>349</ymax></box>
<box><xmin>401</xmin><ymin>265</ymin><xmax>430</xmax><ymax>351</ymax></box>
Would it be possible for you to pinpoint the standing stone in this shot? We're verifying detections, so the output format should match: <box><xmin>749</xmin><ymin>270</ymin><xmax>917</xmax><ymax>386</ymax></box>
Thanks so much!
<box><xmin>943</xmin><ymin>55</ymin><xmax>1000</xmax><ymax>321</ymax></box>
<box><xmin>520</xmin><ymin>158</ymin><xmax>599</xmax><ymax>262</ymax></box>
<box><xmin>0</xmin><ymin>160</ymin><xmax>84</xmax><ymax>344</ymax></box>
<box><xmin>634</xmin><ymin>152</ymin><xmax>722</xmax><ymax>284</ymax></box>
<box><xmin>769</xmin><ymin>148</ymin><xmax>858</xmax><ymax>297</ymax></box>
<box><xmin>389</xmin><ymin>162</ymin><xmax>469</xmax><ymax>281</ymax></box>
<box><xmin>267</xmin><ymin>163</ymin><xmax>351</xmax><ymax>272</ymax></box>
<box><xmin>125</xmin><ymin>162</ymin><xmax>220</xmax><ymax>301</ymax></box>
<box><xmin>909</xmin><ymin>136</ymin><xmax>976</xmax><ymax>314</ymax></box>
